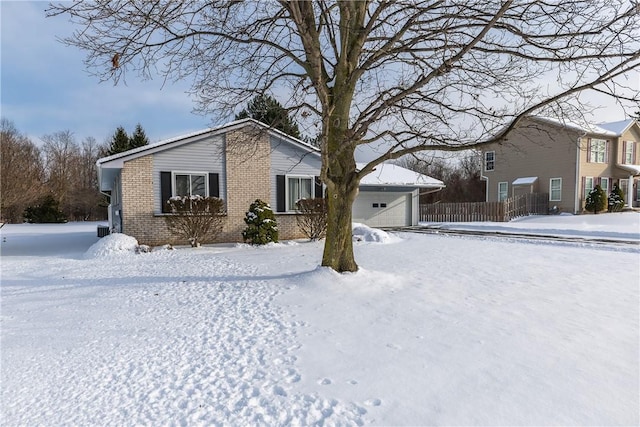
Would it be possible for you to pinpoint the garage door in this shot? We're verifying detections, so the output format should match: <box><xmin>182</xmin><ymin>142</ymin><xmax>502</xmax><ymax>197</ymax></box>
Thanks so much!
<box><xmin>352</xmin><ymin>192</ymin><xmax>411</xmax><ymax>227</ymax></box>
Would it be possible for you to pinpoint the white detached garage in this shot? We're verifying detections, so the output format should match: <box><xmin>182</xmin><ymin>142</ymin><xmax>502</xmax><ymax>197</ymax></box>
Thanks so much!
<box><xmin>353</xmin><ymin>163</ymin><xmax>445</xmax><ymax>228</ymax></box>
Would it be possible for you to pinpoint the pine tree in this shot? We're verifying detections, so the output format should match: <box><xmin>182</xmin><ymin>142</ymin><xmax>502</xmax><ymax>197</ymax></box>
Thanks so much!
<box><xmin>129</xmin><ymin>123</ymin><xmax>150</xmax><ymax>149</ymax></box>
<box><xmin>608</xmin><ymin>183</ymin><xmax>625</xmax><ymax>212</ymax></box>
<box><xmin>106</xmin><ymin>126</ymin><xmax>132</xmax><ymax>156</ymax></box>
<box><xmin>235</xmin><ymin>95</ymin><xmax>301</xmax><ymax>139</ymax></box>
<box><xmin>585</xmin><ymin>184</ymin><xmax>607</xmax><ymax>214</ymax></box>
<box><xmin>242</xmin><ymin>199</ymin><xmax>278</xmax><ymax>244</ymax></box>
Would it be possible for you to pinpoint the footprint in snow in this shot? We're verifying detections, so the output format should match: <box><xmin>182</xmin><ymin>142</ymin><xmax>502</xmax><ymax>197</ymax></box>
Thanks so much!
<box><xmin>318</xmin><ymin>378</ymin><xmax>332</xmax><ymax>385</ymax></box>
<box><xmin>364</xmin><ymin>398</ymin><xmax>382</xmax><ymax>407</ymax></box>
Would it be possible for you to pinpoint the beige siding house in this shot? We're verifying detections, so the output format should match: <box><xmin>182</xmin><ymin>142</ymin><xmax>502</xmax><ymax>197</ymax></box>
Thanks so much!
<box><xmin>481</xmin><ymin>117</ymin><xmax>640</xmax><ymax>214</ymax></box>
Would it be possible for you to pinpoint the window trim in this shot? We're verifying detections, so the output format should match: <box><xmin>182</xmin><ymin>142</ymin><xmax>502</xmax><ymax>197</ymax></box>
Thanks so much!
<box><xmin>498</xmin><ymin>181</ymin><xmax>508</xmax><ymax>201</ymax></box>
<box><xmin>588</xmin><ymin>139</ymin><xmax>608</xmax><ymax>163</ymax></box>
<box><xmin>171</xmin><ymin>171</ymin><xmax>209</xmax><ymax>198</ymax></box>
<box><xmin>550</xmin><ymin>177</ymin><xmax>562</xmax><ymax>201</ymax></box>
<box><xmin>600</xmin><ymin>177</ymin><xmax>609</xmax><ymax>195</ymax></box>
<box><xmin>285</xmin><ymin>175</ymin><xmax>315</xmax><ymax>212</ymax></box>
<box><xmin>484</xmin><ymin>151</ymin><xmax>495</xmax><ymax>172</ymax></box>
<box><xmin>584</xmin><ymin>176</ymin><xmax>594</xmax><ymax>199</ymax></box>
<box><xmin>623</xmin><ymin>141</ymin><xmax>634</xmax><ymax>165</ymax></box>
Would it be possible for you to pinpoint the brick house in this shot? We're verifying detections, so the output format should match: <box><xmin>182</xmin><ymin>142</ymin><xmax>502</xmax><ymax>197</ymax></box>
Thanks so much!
<box><xmin>97</xmin><ymin>119</ymin><xmax>324</xmax><ymax>245</ymax></box>
<box><xmin>97</xmin><ymin>118</ymin><xmax>444</xmax><ymax>245</ymax></box>
<box><xmin>481</xmin><ymin>116</ymin><xmax>640</xmax><ymax>213</ymax></box>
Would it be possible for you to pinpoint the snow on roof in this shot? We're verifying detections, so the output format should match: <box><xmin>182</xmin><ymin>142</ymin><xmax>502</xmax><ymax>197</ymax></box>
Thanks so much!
<box><xmin>512</xmin><ymin>177</ymin><xmax>538</xmax><ymax>185</ymax></box>
<box><xmin>597</xmin><ymin>119</ymin><xmax>635</xmax><ymax>136</ymax></box>
<box><xmin>531</xmin><ymin>116</ymin><xmax>617</xmax><ymax>136</ymax></box>
<box><xmin>617</xmin><ymin>164</ymin><xmax>640</xmax><ymax>175</ymax></box>
<box><xmin>357</xmin><ymin>162</ymin><xmax>445</xmax><ymax>188</ymax></box>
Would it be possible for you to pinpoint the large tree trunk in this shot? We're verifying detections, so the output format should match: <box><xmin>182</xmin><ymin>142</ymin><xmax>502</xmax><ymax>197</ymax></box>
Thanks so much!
<box><xmin>322</xmin><ymin>175</ymin><xmax>359</xmax><ymax>272</ymax></box>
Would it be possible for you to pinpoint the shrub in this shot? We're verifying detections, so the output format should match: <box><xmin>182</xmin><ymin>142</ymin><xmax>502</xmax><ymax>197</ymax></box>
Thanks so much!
<box><xmin>242</xmin><ymin>199</ymin><xmax>278</xmax><ymax>244</ymax></box>
<box><xmin>608</xmin><ymin>183</ymin><xmax>625</xmax><ymax>212</ymax></box>
<box><xmin>585</xmin><ymin>184</ymin><xmax>606</xmax><ymax>214</ymax></box>
<box><xmin>295</xmin><ymin>198</ymin><xmax>327</xmax><ymax>240</ymax></box>
<box><xmin>164</xmin><ymin>195</ymin><xmax>225</xmax><ymax>247</ymax></box>
<box><xmin>23</xmin><ymin>195</ymin><xmax>67</xmax><ymax>223</ymax></box>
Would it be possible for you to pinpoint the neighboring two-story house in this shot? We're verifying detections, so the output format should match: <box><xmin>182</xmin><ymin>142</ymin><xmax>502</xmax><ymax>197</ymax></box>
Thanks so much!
<box><xmin>481</xmin><ymin>116</ymin><xmax>640</xmax><ymax>213</ymax></box>
<box><xmin>97</xmin><ymin>118</ymin><xmax>444</xmax><ymax>245</ymax></box>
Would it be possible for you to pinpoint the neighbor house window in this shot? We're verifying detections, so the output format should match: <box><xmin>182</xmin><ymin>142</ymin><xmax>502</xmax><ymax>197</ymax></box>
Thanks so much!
<box><xmin>550</xmin><ymin>178</ymin><xmax>562</xmax><ymax>201</ymax></box>
<box><xmin>173</xmin><ymin>172</ymin><xmax>207</xmax><ymax>197</ymax></box>
<box><xmin>584</xmin><ymin>177</ymin><xmax>594</xmax><ymax>199</ymax></box>
<box><xmin>620</xmin><ymin>180</ymin><xmax>628</xmax><ymax>203</ymax></box>
<box><xmin>588</xmin><ymin>139</ymin><xmax>608</xmax><ymax>163</ymax></box>
<box><xmin>484</xmin><ymin>151</ymin><xmax>495</xmax><ymax>171</ymax></box>
<box><xmin>498</xmin><ymin>182</ymin><xmax>508</xmax><ymax>201</ymax></box>
<box><xmin>600</xmin><ymin>177</ymin><xmax>609</xmax><ymax>195</ymax></box>
<box><xmin>624</xmin><ymin>141</ymin><xmax>635</xmax><ymax>164</ymax></box>
<box><xmin>287</xmin><ymin>176</ymin><xmax>313</xmax><ymax>211</ymax></box>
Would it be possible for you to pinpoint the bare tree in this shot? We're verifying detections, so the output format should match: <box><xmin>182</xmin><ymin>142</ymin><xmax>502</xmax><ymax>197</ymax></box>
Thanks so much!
<box><xmin>41</xmin><ymin>131</ymin><xmax>107</xmax><ymax>221</ymax></box>
<box><xmin>400</xmin><ymin>151</ymin><xmax>485</xmax><ymax>203</ymax></box>
<box><xmin>48</xmin><ymin>1</ymin><xmax>640</xmax><ymax>272</ymax></box>
<box><xmin>0</xmin><ymin>119</ymin><xmax>44</xmax><ymax>223</ymax></box>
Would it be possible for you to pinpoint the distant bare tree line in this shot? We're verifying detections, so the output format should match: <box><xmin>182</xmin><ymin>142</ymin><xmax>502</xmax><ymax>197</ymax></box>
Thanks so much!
<box><xmin>399</xmin><ymin>152</ymin><xmax>486</xmax><ymax>204</ymax></box>
<box><xmin>1</xmin><ymin>118</ymin><xmax>108</xmax><ymax>223</ymax></box>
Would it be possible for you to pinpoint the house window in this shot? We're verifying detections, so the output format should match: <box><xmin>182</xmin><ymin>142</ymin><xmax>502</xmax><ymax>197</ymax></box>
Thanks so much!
<box><xmin>619</xmin><ymin>179</ymin><xmax>628</xmax><ymax>203</ymax></box>
<box><xmin>584</xmin><ymin>177</ymin><xmax>594</xmax><ymax>199</ymax></box>
<box><xmin>624</xmin><ymin>141</ymin><xmax>635</xmax><ymax>164</ymax></box>
<box><xmin>287</xmin><ymin>176</ymin><xmax>313</xmax><ymax>211</ymax></box>
<box><xmin>600</xmin><ymin>177</ymin><xmax>609</xmax><ymax>195</ymax></box>
<box><xmin>498</xmin><ymin>182</ymin><xmax>508</xmax><ymax>201</ymax></box>
<box><xmin>484</xmin><ymin>151</ymin><xmax>495</xmax><ymax>172</ymax></box>
<box><xmin>550</xmin><ymin>178</ymin><xmax>562</xmax><ymax>201</ymax></box>
<box><xmin>173</xmin><ymin>172</ymin><xmax>207</xmax><ymax>197</ymax></box>
<box><xmin>588</xmin><ymin>139</ymin><xmax>608</xmax><ymax>163</ymax></box>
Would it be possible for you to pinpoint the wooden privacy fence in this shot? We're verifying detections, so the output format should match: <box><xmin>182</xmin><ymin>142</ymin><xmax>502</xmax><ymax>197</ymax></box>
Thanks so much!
<box><xmin>420</xmin><ymin>193</ymin><xmax>549</xmax><ymax>223</ymax></box>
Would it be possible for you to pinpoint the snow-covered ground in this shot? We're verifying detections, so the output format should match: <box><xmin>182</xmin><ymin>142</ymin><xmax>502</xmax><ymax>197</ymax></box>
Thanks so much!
<box><xmin>1</xmin><ymin>213</ymin><xmax>639</xmax><ymax>426</ymax></box>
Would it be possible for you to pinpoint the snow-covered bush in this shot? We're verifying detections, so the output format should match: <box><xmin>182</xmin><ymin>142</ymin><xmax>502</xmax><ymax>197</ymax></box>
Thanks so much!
<box><xmin>295</xmin><ymin>198</ymin><xmax>327</xmax><ymax>240</ymax></box>
<box><xmin>585</xmin><ymin>185</ymin><xmax>606</xmax><ymax>214</ymax></box>
<box><xmin>242</xmin><ymin>199</ymin><xmax>278</xmax><ymax>245</ymax></box>
<box><xmin>85</xmin><ymin>233</ymin><xmax>139</xmax><ymax>258</ymax></box>
<box><xmin>607</xmin><ymin>183</ymin><xmax>625</xmax><ymax>212</ymax></box>
<box><xmin>164</xmin><ymin>195</ymin><xmax>225</xmax><ymax>247</ymax></box>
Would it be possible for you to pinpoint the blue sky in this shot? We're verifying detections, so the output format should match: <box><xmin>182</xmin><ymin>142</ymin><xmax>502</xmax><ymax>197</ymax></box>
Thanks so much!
<box><xmin>1</xmin><ymin>1</ymin><xmax>637</xmax><ymax>149</ymax></box>
<box><xmin>1</xmin><ymin>1</ymin><xmax>210</xmax><ymax>145</ymax></box>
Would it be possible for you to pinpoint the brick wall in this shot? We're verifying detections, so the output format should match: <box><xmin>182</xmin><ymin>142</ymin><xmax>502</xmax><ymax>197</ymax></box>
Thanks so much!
<box><xmin>121</xmin><ymin>155</ymin><xmax>173</xmax><ymax>246</ymax></box>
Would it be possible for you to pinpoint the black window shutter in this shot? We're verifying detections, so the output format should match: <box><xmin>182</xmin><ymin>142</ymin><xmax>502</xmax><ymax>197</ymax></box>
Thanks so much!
<box><xmin>160</xmin><ymin>171</ymin><xmax>172</xmax><ymax>213</ymax></box>
<box><xmin>276</xmin><ymin>175</ymin><xmax>286</xmax><ymax>212</ymax></box>
<box><xmin>314</xmin><ymin>176</ymin><xmax>324</xmax><ymax>198</ymax></box>
<box><xmin>208</xmin><ymin>173</ymin><xmax>220</xmax><ymax>198</ymax></box>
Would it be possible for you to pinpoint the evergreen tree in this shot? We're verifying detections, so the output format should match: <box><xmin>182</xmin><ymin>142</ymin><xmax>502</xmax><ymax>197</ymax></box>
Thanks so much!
<box><xmin>235</xmin><ymin>95</ymin><xmax>301</xmax><ymax>139</ymax></box>
<box><xmin>130</xmin><ymin>123</ymin><xmax>150</xmax><ymax>148</ymax></box>
<box><xmin>585</xmin><ymin>184</ymin><xmax>607</xmax><ymax>214</ymax></box>
<box><xmin>242</xmin><ymin>199</ymin><xmax>278</xmax><ymax>244</ymax></box>
<box><xmin>608</xmin><ymin>183</ymin><xmax>625</xmax><ymax>212</ymax></box>
<box><xmin>106</xmin><ymin>126</ymin><xmax>131</xmax><ymax>155</ymax></box>
<box><xmin>105</xmin><ymin>124</ymin><xmax>150</xmax><ymax>156</ymax></box>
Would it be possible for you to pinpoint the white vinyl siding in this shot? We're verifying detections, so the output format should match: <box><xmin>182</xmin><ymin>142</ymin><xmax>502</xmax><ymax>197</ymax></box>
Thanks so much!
<box><xmin>498</xmin><ymin>181</ymin><xmax>508</xmax><ymax>201</ymax></box>
<box><xmin>550</xmin><ymin>178</ymin><xmax>562</xmax><ymax>201</ymax></box>
<box><xmin>153</xmin><ymin>134</ymin><xmax>225</xmax><ymax>213</ymax></box>
<box><xmin>485</xmin><ymin>151</ymin><xmax>495</xmax><ymax>172</ymax></box>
